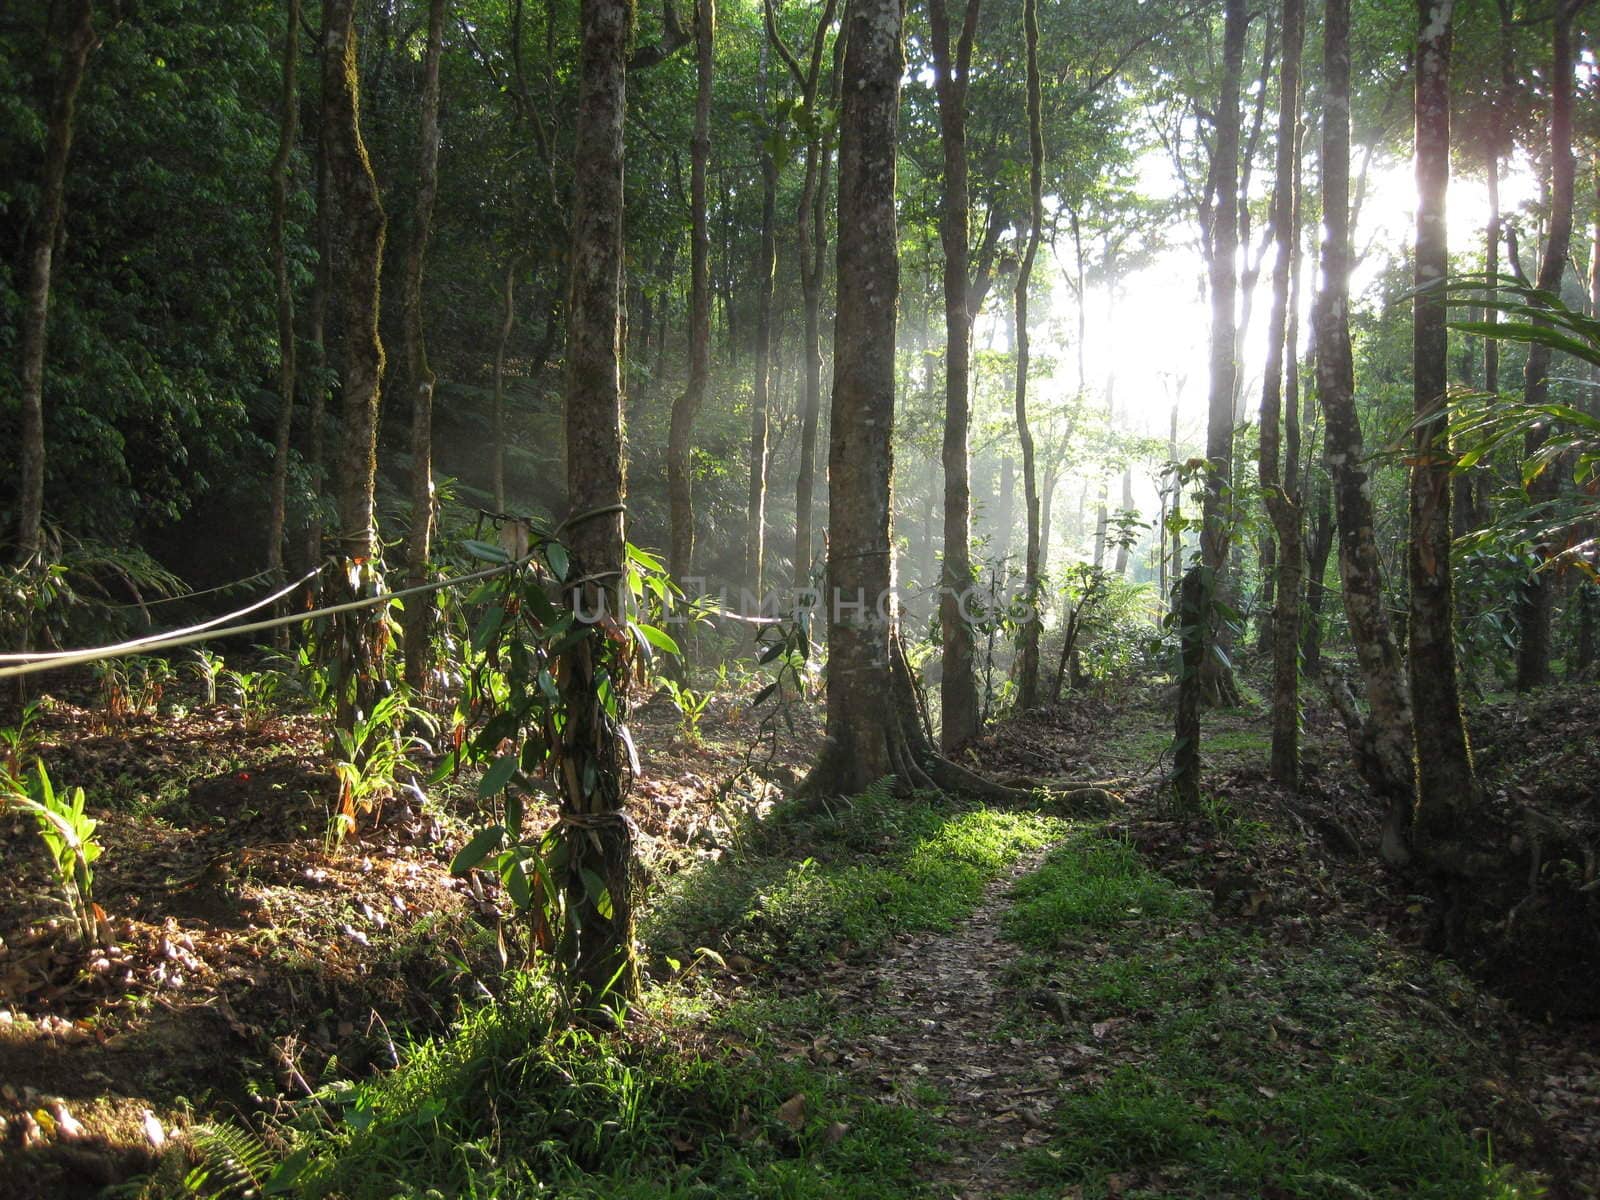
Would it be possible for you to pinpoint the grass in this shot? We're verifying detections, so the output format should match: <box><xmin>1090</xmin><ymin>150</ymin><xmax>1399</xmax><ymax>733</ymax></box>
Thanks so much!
<box><xmin>645</xmin><ymin>779</ymin><xmax>1066</xmax><ymax>971</ymax></box>
<box><xmin>278</xmin><ymin>973</ymin><xmax>937</xmax><ymax>1200</ymax></box>
<box><xmin>999</xmin><ymin>830</ymin><xmax>1543</xmax><ymax>1200</ymax></box>
<box><xmin>227</xmin><ymin>783</ymin><xmax>1066</xmax><ymax>1200</ymax></box>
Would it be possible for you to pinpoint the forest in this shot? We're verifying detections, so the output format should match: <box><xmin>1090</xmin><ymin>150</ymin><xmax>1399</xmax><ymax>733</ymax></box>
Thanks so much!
<box><xmin>2</xmin><ymin>0</ymin><xmax>1599</xmax><ymax>1195</ymax></box>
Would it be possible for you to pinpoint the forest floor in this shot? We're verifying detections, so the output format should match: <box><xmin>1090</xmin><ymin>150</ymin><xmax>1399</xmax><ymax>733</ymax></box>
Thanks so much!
<box><xmin>1</xmin><ymin>661</ymin><xmax>1597</xmax><ymax>1198</ymax></box>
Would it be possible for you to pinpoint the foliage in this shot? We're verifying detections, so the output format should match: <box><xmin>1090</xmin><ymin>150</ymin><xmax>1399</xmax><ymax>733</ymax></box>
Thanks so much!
<box><xmin>329</xmin><ymin>689</ymin><xmax>433</xmax><ymax>852</ymax></box>
<box><xmin>444</xmin><ymin>536</ymin><xmax>677</xmax><ymax>981</ymax></box>
<box><xmin>224</xmin><ymin>665</ymin><xmax>284</xmax><ymax>735</ymax></box>
<box><xmin>0</xmin><ymin>761</ymin><xmax>105</xmax><ymax>947</ymax></box>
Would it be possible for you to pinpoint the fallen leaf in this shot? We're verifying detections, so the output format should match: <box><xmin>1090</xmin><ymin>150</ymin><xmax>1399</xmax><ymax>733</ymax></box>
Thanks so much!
<box><xmin>775</xmin><ymin>1092</ymin><xmax>807</xmax><ymax>1132</ymax></box>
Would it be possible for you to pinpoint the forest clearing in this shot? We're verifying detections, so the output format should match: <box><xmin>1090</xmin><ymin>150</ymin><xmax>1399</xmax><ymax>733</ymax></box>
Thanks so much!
<box><xmin>4</xmin><ymin>0</ymin><xmax>1600</xmax><ymax>1195</ymax></box>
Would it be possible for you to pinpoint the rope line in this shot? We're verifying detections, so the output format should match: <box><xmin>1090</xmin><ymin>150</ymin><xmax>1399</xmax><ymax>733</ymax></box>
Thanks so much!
<box><xmin>0</xmin><ymin>566</ymin><xmax>324</xmax><ymax>664</ymax></box>
<box><xmin>0</xmin><ymin>558</ymin><xmax>531</xmax><ymax>682</ymax></box>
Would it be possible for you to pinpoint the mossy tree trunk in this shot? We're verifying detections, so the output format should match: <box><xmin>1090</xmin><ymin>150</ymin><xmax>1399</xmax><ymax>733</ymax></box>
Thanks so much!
<box><xmin>560</xmin><ymin>0</ymin><xmax>635</xmax><ymax>1004</ymax></box>
<box><xmin>322</xmin><ymin>0</ymin><xmax>388</xmax><ymax>731</ymax></box>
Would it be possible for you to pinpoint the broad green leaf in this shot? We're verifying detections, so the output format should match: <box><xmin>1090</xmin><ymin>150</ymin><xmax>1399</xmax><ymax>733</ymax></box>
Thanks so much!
<box><xmin>450</xmin><ymin>825</ymin><xmax>507</xmax><ymax>875</ymax></box>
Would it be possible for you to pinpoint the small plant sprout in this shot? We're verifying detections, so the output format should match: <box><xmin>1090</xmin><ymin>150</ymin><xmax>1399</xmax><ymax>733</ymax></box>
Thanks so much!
<box><xmin>1</xmin><ymin>763</ymin><xmax>108</xmax><ymax>948</ymax></box>
<box><xmin>187</xmin><ymin>646</ymin><xmax>225</xmax><ymax>705</ymax></box>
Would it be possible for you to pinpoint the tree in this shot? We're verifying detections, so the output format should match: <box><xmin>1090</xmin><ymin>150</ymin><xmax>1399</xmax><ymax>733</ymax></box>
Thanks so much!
<box><xmin>1313</xmin><ymin>0</ymin><xmax>1413</xmax><ymax>860</ymax></box>
<box><xmin>323</xmin><ymin>0</ymin><xmax>388</xmax><ymax>728</ymax></box>
<box><xmin>802</xmin><ymin>0</ymin><xmax>907</xmax><ymax>796</ymax></box>
<box><xmin>559</xmin><ymin>0</ymin><xmax>636</xmax><ymax>1002</ymax></box>
<box><xmin>1513</xmin><ymin>0</ymin><xmax>1583</xmax><ymax>691</ymax></box>
<box><xmin>401</xmin><ymin>0</ymin><xmax>449</xmax><ymax>692</ymax></box>
<box><xmin>746</xmin><ymin>39</ymin><xmax>778</xmax><ymax>597</ymax></box>
<box><xmin>1257</xmin><ymin>0</ymin><xmax>1304</xmax><ymax>787</ymax></box>
<box><xmin>266</xmin><ymin>0</ymin><xmax>301</xmax><ymax>602</ymax></box>
<box><xmin>1196</xmin><ymin>0</ymin><xmax>1247</xmax><ymax>710</ymax></box>
<box><xmin>1011</xmin><ymin>0</ymin><xmax>1045</xmax><ymax>710</ymax></box>
<box><xmin>667</xmin><ymin>0</ymin><xmax>714</xmax><ymax>584</ymax></box>
<box><xmin>14</xmin><ymin>0</ymin><xmax>96</xmax><ymax>564</ymax></box>
<box><xmin>766</xmin><ymin>0</ymin><xmax>841</xmax><ymax>593</ymax></box>
<box><xmin>927</xmin><ymin>0</ymin><xmax>984</xmax><ymax>748</ymax></box>
<box><xmin>1408</xmin><ymin>0</ymin><xmax>1476</xmax><ymax>857</ymax></box>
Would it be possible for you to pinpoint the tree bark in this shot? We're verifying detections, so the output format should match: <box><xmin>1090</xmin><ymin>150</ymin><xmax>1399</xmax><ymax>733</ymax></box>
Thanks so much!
<box><xmin>1197</xmin><ymin>0</ymin><xmax>1247</xmax><ymax>708</ymax></box>
<box><xmin>1514</xmin><ymin>0</ymin><xmax>1579</xmax><ymax>692</ymax></box>
<box><xmin>304</xmin><ymin>134</ymin><xmax>332</xmax><ymax>589</ymax></box>
<box><xmin>492</xmin><ymin>262</ymin><xmax>516</xmax><ymax>512</ymax></box>
<box><xmin>1409</xmin><ymin>0</ymin><xmax>1476</xmax><ymax>860</ymax></box>
<box><xmin>927</xmin><ymin>0</ymin><xmax>983</xmax><ymax>748</ymax></box>
<box><xmin>802</xmin><ymin>0</ymin><xmax>906</xmax><ymax>795</ymax></box>
<box><xmin>747</xmin><ymin>42</ymin><xmax>777</xmax><ymax>598</ymax></box>
<box><xmin>1012</xmin><ymin>0</ymin><xmax>1045</xmax><ymax>711</ymax></box>
<box><xmin>323</xmin><ymin>0</ymin><xmax>388</xmax><ymax>731</ymax></box>
<box><xmin>560</xmin><ymin>0</ymin><xmax>635</xmax><ymax>1003</ymax></box>
<box><xmin>1314</xmin><ymin>0</ymin><xmax>1413</xmax><ymax>857</ymax></box>
<box><xmin>267</xmin><ymin>0</ymin><xmax>302</xmax><ymax>601</ymax></box>
<box><xmin>14</xmin><ymin>0</ymin><xmax>96</xmax><ymax>564</ymax></box>
<box><xmin>1258</xmin><ymin>0</ymin><xmax>1304</xmax><ymax>786</ymax></box>
<box><xmin>667</xmin><ymin>0</ymin><xmax>715</xmax><ymax>584</ymax></box>
<box><xmin>1113</xmin><ymin>466</ymin><xmax>1134</xmax><ymax>577</ymax></box>
<box><xmin>774</xmin><ymin>0</ymin><xmax>841</xmax><ymax>593</ymax></box>
<box><xmin>401</xmin><ymin>0</ymin><xmax>448</xmax><ymax>692</ymax></box>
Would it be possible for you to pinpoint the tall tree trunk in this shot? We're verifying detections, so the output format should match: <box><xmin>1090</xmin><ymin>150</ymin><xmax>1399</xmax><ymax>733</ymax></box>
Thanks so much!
<box><xmin>1314</xmin><ymin>0</ymin><xmax>1413</xmax><ymax>858</ymax></box>
<box><xmin>267</xmin><ymin>0</ymin><xmax>302</xmax><ymax>601</ymax></box>
<box><xmin>747</xmin><ymin>43</ymin><xmax>777</xmax><ymax>598</ymax></box>
<box><xmin>401</xmin><ymin>0</ymin><xmax>448</xmax><ymax>692</ymax></box>
<box><xmin>928</xmin><ymin>0</ymin><xmax>983</xmax><ymax>748</ymax></box>
<box><xmin>804</xmin><ymin>0</ymin><xmax>906</xmax><ymax>794</ymax></box>
<box><xmin>1113</xmin><ymin>465</ymin><xmax>1134</xmax><ymax>576</ymax></box>
<box><xmin>14</xmin><ymin>0</ymin><xmax>95</xmax><ymax>564</ymax></box>
<box><xmin>668</xmin><ymin>0</ymin><xmax>714</xmax><ymax>584</ymax></box>
<box><xmin>560</xmin><ymin>0</ymin><xmax>635</xmax><ymax>1003</ymax></box>
<box><xmin>1301</xmin><ymin>471</ymin><xmax>1333</xmax><ymax>670</ymax></box>
<box><xmin>304</xmin><ymin>137</ymin><xmax>332</xmax><ymax>587</ymax></box>
<box><xmin>1577</xmin><ymin>170</ymin><xmax>1600</xmax><ymax>679</ymax></box>
<box><xmin>323</xmin><ymin>0</ymin><xmax>389</xmax><ymax>730</ymax></box>
<box><xmin>1012</xmin><ymin>0</ymin><xmax>1045</xmax><ymax>710</ymax></box>
<box><xmin>1197</xmin><ymin>0</ymin><xmax>1247</xmax><ymax>708</ymax></box>
<box><xmin>1258</xmin><ymin>0</ymin><xmax>1304</xmax><ymax>785</ymax></box>
<box><xmin>1410</xmin><ymin>0</ymin><xmax>1479</xmax><ymax>873</ymax></box>
<box><xmin>1514</xmin><ymin>0</ymin><xmax>1579</xmax><ymax>692</ymax></box>
<box><xmin>779</xmin><ymin>0</ymin><xmax>840</xmax><ymax>593</ymax></box>
<box><xmin>492</xmin><ymin>262</ymin><xmax>516</xmax><ymax>512</ymax></box>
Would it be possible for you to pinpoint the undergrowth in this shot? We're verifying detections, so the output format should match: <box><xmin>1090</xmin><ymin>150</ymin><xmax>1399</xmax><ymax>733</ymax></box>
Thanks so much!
<box><xmin>212</xmin><ymin>783</ymin><xmax>1064</xmax><ymax>1200</ymax></box>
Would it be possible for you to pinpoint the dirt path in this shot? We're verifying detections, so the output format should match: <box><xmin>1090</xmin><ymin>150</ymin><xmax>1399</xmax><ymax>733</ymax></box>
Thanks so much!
<box><xmin>831</xmin><ymin>847</ymin><xmax>1062</xmax><ymax>1199</ymax></box>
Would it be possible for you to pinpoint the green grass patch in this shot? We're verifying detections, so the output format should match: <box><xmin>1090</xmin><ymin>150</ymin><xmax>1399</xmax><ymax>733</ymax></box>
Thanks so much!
<box><xmin>646</xmin><ymin>780</ymin><xmax>1066</xmax><ymax>970</ymax></box>
<box><xmin>274</xmin><ymin>974</ymin><xmax>936</xmax><ymax>1200</ymax></box>
<box><xmin>1001</xmin><ymin>831</ymin><xmax>1541</xmax><ymax>1199</ymax></box>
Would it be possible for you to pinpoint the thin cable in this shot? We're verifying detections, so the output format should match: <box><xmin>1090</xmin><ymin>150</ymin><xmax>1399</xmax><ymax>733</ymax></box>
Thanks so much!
<box><xmin>101</xmin><ymin>567</ymin><xmax>280</xmax><ymax>611</ymax></box>
<box><xmin>0</xmin><ymin>559</ymin><xmax>529</xmax><ymax>681</ymax></box>
<box><xmin>0</xmin><ymin>566</ymin><xmax>324</xmax><ymax>663</ymax></box>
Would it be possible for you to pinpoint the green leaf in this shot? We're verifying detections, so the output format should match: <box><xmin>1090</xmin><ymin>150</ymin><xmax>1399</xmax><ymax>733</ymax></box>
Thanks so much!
<box><xmin>545</xmin><ymin>542</ymin><xmax>570</xmax><ymax>582</ymax></box>
<box><xmin>478</xmin><ymin>755</ymin><xmax>518</xmax><ymax>799</ymax></box>
<box><xmin>464</xmin><ymin>539</ymin><xmax>511</xmax><ymax>563</ymax></box>
<box><xmin>450</xmin><ymin>825</ymin><xmax>507</xmax><ymax>875</ymax></box>
<box><xmin>634</xmin><ymin>622</ymin><xmax>680</xmax><ymax>655</ymax></box>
